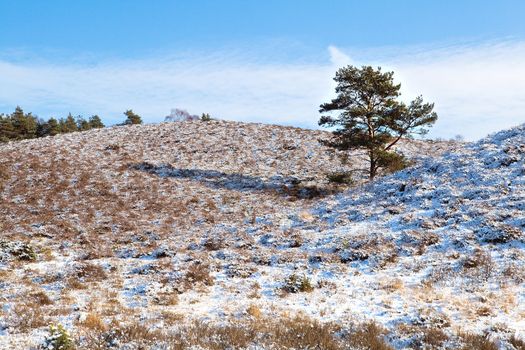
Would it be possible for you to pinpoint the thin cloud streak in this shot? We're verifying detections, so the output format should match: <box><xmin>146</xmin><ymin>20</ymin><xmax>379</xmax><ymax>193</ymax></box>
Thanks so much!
<box><xmin>0</xmin><ymin>40</ymin><xmax>524</xmax><ymax>140</ymax></box>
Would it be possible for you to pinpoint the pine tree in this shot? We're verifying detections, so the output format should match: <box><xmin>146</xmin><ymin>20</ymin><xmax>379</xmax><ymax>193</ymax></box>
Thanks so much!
<box><xmin>36</xmin><ymin>118</ymin><xmax>48</xmax><ymax>137</ymax></box>
<box><xmin>89</xmin><ymin>115</ymin><xmax>105</xmax><ymax>129</ymax></box>
<box><xmin>58</xmin><ymin>118</ymin><xmax>66</xmax><ymax>133</ymax></box>
<box><xmin>76</xmin><ymin>116</ymin><xmax>91</xmax><ymax>131</ymax></box>
<box><xmin>62</xmin><ymin>113</ymin><xmax>78</xmax><ymax>133</ymax></box>
<box><xmin>46</xmin><ymin>118</ymin><xmax>61</xmax><ymax>136</ymax></box>
<box><xmin>11</xmin><ymin>106</ymin><xmax>38</xmax><ymax>140</ymax></box>
<box><xmin>122</xmin><ymin>109</ymin><xmax>142</xmax><ymax>125</ymax></box>
<box><xmin>0</xmin><ymin>114</ymin><xmax>15</xmax><ymax>142</ymax></box>
<box><xmin>319</xmin><ymin>65</ymin><xmax>437</xmax><ymax>180</ymax></box>
<box><xmin>201</xmin><ymin>113</ymin><xmax>212</xmax><ymax>122</ymax></box>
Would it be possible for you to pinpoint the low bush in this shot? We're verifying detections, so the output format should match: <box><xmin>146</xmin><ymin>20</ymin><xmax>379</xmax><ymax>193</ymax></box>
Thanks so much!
<box><xmin>182</xmin><ymin>262</ymin><xmax>214</xmax><ymax>289</ymax></box>
<box><xmin>509</xmin><ymin>334</ymin><xmax>525</xmax><ymax>350</ymax></box>
<box><xmin>0</xmin><ymin>240</ymin><xmax>37</xmax><ymax>261</ymax></box>
<box><xmin>422</xmin><ymin>327</ymin><xmax>449</xmax><ymax>348</ymax></box>
<box><xmin>327</xmin><ymin>171</ymin><xmax>353</xmax><ymax>185</ymax></box>
<box><xmin>281</xmin><ymin>273</ymin><xmax>314</xmax><ymax>293</ymax></box>
<box><xmin>40</xmin><ymin>324</ymin><xmax>75</xmax><ymax>350</ymax></box>
<box><xmin>460</xmin><ymin>333</ymin><xmax>498</xmax><ymax>350</ymax></box>
<box><xmin>462</xmin><ymin>248</ymin><xmax>493</xmax><ymax>280</ymax></box>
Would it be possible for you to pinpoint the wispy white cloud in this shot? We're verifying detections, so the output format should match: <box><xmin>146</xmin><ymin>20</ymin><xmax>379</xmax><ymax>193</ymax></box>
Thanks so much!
<box><xmin>380</xmin><ymin>40</ymin><xmax>525</xmax><ymax>140</ymax></box>
<box><xmin>0</xmin><ymin>40</ymin><xmax>524</xmax><ymax>140</ymax></box>
<box><xmin>0</xmin><ymin>52</ymin><xmax>335</xmax><ymax>129</ymax></box>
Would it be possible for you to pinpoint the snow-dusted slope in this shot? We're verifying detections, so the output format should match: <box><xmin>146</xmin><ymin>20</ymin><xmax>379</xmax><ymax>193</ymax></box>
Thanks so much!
<box><xmin>290</xmin><ymin>124</ymin><xmax>525</xmax><ymax>345</ymax></box>
<box><xmin>3</xmin><ymin>120</ymin><xmax>523</xmax><ymax>349</ymax></box>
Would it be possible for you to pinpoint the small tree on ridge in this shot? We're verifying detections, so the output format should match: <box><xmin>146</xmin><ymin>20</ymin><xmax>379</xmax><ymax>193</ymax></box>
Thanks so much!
<box><xmin>123</xmin><ymin>109</ymin><xmax>142</xmax><ymax>125</ymax></box>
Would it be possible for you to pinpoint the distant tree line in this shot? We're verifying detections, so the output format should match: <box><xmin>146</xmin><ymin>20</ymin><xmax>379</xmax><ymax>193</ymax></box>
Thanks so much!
<box><xmin>0</xmin><ymin>106</ymin><xmax>215</xmax><ymax>143</ymax></box>
<box><xmin>0</xmin><ymin>106</ymin><xmax>105</xmax><ymax>143</ymax></box>
<box><xmin>0</xmin><ymin>107</ymin><xmax>151</xmax><ymax>143</ymax></box>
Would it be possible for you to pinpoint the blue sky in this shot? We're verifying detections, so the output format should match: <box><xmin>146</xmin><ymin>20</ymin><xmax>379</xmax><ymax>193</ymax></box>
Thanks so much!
<box><xmin>1</xmin><ymin>0</ymin><xmax>525</xmax><ymax>139</ymax></box>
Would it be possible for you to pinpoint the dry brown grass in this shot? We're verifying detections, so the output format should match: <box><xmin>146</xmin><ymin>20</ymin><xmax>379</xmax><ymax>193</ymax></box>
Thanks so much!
<box><xmin>246</xmin><ymin>304</ymin><xmax>262</xmax><ymax>318</ymax></box>
<box><xmin>502</xmin><ymin>262</ymin><xmax>525</xmax><ymax>284</ymax></box>
<box><xmin>422</xmin><ymin>327</ymin><xmax>449</xmax><ymax>349</ymax></box>
<box><xmin>155</xmin><ymin>291</ymin><xmax>179</xmax><ymax>306</ymax></box>
<box><xmin>29</xmin><ymin>290</ymin><xmax>53</xmax><ymax>305</ymax></box>
<box><xmin>509</xmin><ymin>335</ymin><xmax>525</xmax><ymax>350</ymax></box>
<box><xmin>79</xmin><ymin>313</ymin><xmax>106</xmax><ymax>331</ymax></box>
<box><xmin>462</xmin><ymin>248</ymin><xmax>494</xmax><ymax>280</ymax></box>
<box><xmin>69</xmin><ymin>313</ymin><xmax>395</xmax><ymax>350</ymax></box>
<box><xmin>379</xmin><ymin>278</ymin><xmax>404</xmax><ymax>292</ymax></box>
<box><xmin>345</xmin><ymin>322</ymin><xmax>394</xmax><ymax>350</ymax></box>
<box><xmin>460</xmin><ymin>333</ymin><xmax>498</xmax><ymax>350</ymax></box>
<box><xmin>182</xmin><ymin>262</ymin><xmax>214</xmax><ymax>289</ymax></box>
<box><xmin>9</xmin><ymin>301</ymin><xmax>48</xmax><ymax>332</ymax></box>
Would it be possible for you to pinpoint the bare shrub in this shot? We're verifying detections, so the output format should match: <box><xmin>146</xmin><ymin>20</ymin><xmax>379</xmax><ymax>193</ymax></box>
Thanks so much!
<box><xmin>67</xmin><ymin>313</ymin><xmax>396</xmax><ymax>350</ymax></box>
<box><xmin>462</xmin><ymin>249</ymin><xmax>494</xmax><ymax>280</ymax></box>
<box><xmin>460</xmin><ymin>333</ymin><xmax>498</xmax><ymax>350</ymax></box>
<box><xmin>502</xmin><ymin>263</ymin><xmax>525</xmax><ymax>284</ymax></box>
<box><xmin>75</xmin><ymin>262</ymin><xmax>107</xmax><ymax>282</ymax></box>
<box><xmin>30</xmin><ymin>290</ymin><xmax>53</xmax><ymax>305</ymax></box>
<box><xmin>509</xmin><ymin>335</ymin><xmax>525</xmax><ymax>350</ymax></box>
<box><xmin>9</xmin><ymin>302</ymin><xmax>48</xmax><ymax>332</ymax></box>
<box><xmin>422</xmin><ymin>327</ymin><xmax>449</xmax><ymax>348</ymax></box>
<box><xmin>182</xmin><ymin>262</ymin><xmax>214</xmax><ymax>289</ymax></box>
<box><xmin>165</xmin><ymin>108</ymin><xmax>199</xmax><ymax>122</ymax></box>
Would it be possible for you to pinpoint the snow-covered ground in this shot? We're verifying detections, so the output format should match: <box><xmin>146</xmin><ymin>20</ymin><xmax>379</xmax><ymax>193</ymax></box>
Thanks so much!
<box><xmin>2</xmin><ymin>120</ymin><xmax>523</xmax><ymax>349</ymax></box>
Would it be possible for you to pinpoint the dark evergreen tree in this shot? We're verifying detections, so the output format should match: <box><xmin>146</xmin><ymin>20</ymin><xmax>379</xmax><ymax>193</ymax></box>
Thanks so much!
<box><xmin>36</xmin><ymin>118</ymin><xmax>48</xmax><ymax>137</ymax></box>
<box><xmin>319</xmin><ymin>65</ymin><xmax>437</xmax><ymax>180</ymax></box>
<box><xmin>46</xmin><ymin>118</ymin><xmax>61</xmax><ymax>136</ymax></box>
<box><xmin>0</xmin><ymin>114</ymin><xmax>15</xmax><ymax>142</ymax></box>
<box><xmin>11</xmin><ymin>106</ymin><xmax>38</xmax><ymax>140</ymax></box>
<box><xmin>76</xmin><ymin>116</ymin><xmax>91</xmax><ymax>131</ymax></box>
<box><xmin>58</xmin><ymin>118</ymin><xmax>66</xmax><ymax>133</ymax></box>
<box><xmin>89</xmin><ymin>115</ymin><xmax>105</xmax><ymax>129</ymax></box>
<box><xmin>62</xmin><ymin>113</ymin><xmax>78</xmax><ymax>133</ymax></box>
<box><xmin>122</xmin><ymin>109</ymin><xmax>142</xmax><ymax>125</ymax></box>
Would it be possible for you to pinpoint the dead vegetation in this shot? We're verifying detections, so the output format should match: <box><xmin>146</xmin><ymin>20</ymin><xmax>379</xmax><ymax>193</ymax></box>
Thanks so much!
<box><xmin>69</xmin><ymin>314</ymin><xmax>395</xmax><ymax>350</ymax></box>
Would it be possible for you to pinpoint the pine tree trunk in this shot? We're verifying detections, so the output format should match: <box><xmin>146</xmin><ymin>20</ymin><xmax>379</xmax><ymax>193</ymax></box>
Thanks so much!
<box><xmin>369</xmin><ymin>153</ymin><xmax>376</xmax><ymax>180</ymax></box>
